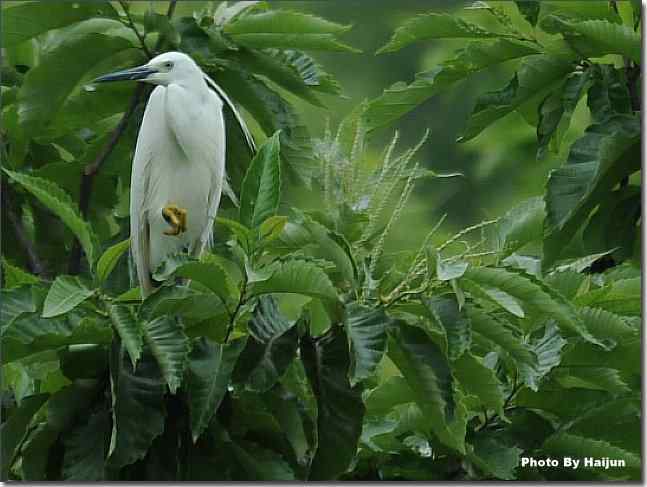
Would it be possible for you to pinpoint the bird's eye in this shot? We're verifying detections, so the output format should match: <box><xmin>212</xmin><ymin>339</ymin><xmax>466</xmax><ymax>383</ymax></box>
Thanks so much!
<box><xmin>164</xmin><ymin>62</ymin><xmax>173</xmax><ymax>69</ymax></box>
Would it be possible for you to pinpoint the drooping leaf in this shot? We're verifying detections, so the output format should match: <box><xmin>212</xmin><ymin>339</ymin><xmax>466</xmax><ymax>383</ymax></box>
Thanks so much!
<box><xmin>223</xmin><ymin>10</ymin><xmax>359</xmax><ymax>52</ymax></box>
<box><xmin>423</xmin><ymin>295</ymin><xmax>471</xmax><ymax>361</ymax></box>
<box><xmin>229</xmin><ymin>438</ymin><xmax>296</xmax><ymax>480</ymax></box>
<box><xmin>468</xmin><ymin>436</ymin><xmax>523</xmax><ymax>480</ymax></box>
<box><xmin>378</xmin><ymin>13</ymin><xmax>503</xmax><ymax>54</ymax></box>
<box><xmin>96</xmin><ymin>239</ymin><xmax>130</xmax><ymax>283</ymax></box>
<box><xmin>555</xmin><ymin>366</ymin><xmax>630</xmax><ymax>395</ymax></box>
<box><xmin>0</xmin><ymin>394</ymin><xmax>48</xmax><ymax>478</ymax></box>
<box><xmin>239</xmin><ymin>131</ymin><xmax>281</xmax><ymax>228</ymax></box>
<box><xmin>233</xmin><ymin>297</ymin><xmax>298</xmax><ymax>392</ymax></box>
<box><xmin>4</xmin><ymin>170</ymin><xmax>99</xmax><ymax>266</ymax></box>
<box><xmin>578</xmin><ymin>306</ymin><xmax>636</xmax><ymax>344</ymax></box>
<box><xmin>365</xmin><ymin>38</ymin><xmax>541</xmax><ymax>131</ymax></box>
<box><xmin>544</xmin><ymin>115</ymin><xmax>640</xmax><ymax>265</ymax></box>
<box><xmin>453</xmin><ymin>353</ymin><xmax>505</xmax><ymax>417</ymax></box>
<box><xmin>528</xmin><ymin>323</ymin><xmax>567</xmax><ymax>386</ymax></box>
<box><xmin>1</xmin><ymin>1</ymin><xmax>117</xmax><ymax>48</ymax></box>
<box><xmin>587</xmin><ymin>64</ymin><xmax>632</xmax><ymax>123</ymax></box>
<box><xmin>515</xmin><ymin>1</ymin><xmax>541</xmax><ymax>26</ymax></box>
<box><xmin>62</xmin><ymin>409</ymin><xmax>110</xmax><ymax>481</ymax></box>
<box><xmin>466</xmin><ymin>304</ymin><xmax>539</xmax><ymax>389</ymax></box>
<box><xmin>142</xmin><ymin>316</ymin><xmax>189</xmax><ymax>394</ymax></box>
<box><xmin>107</xmin><ymin>347</ymin><xmax>166</xmax><ymax>469</ymax></box>
<box><xmin>108</xmin><ymin>304</ymin><xmax>142</xmax><ymax>368</ymax></box>
<box><xmin>388</xmin><ymin>324</ymin><xmax>463</xmax><ymax>452</ymax></box>
<box><xmin>249</xmin><ymin>259</ymin><xmax>338</xmax><ymax>301</ymax></box>
<box><xmin>42</xmin><ymin>275</ymin><xmax>95</xmax><ymax>318</ymax></box>
<box><xmin>537</xmin><ymin>69</ymin><xmax>592</xmax><ymax>158</ymax></box>
<box><xmin>458</xmin><ymin>54</ymin><xmax>574</xmax><ymax>142</ymax></box>
<box><xmin>344</xmin><ymin>303</ymin><xmax>390</xmax><ymax>385</ymax></box>
<box><xmin>301</xmin><ymin>326</ymin><xmax>365</xmax><ymax>480</ymax></box>
<box><xmin>186</xmin><ymin>337</ymin><xmax>247</xmax><ymax>442</ymax></box>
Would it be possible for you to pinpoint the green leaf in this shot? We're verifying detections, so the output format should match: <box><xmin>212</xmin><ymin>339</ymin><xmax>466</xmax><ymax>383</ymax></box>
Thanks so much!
<box><xmin>174</xmin><ymin>261</ymin><xmax>238</xmax><ymax>303</ymax></box>
<box><xmin>537</xmin><ymin>69</ymin><xmax>592</xmax><ymax>158</ymax></box>
<box><xmin>229</xmin><ymin>439</ymin><xmax>296</xmax><ymax>480</ymax></box>
<box><xmin>454</xmin><ymin>353</ymin><xmax>505</xmax><ymax>417</ymax></box>
<box><xmin>42</xmin><ymin>276</ymin><xmax>95</xmax><ymax>318</ymax></box>
<box><xmin>378</xmin><ymin>13</ymin><xmax>503</xmax><ymax>54</ymax></box>
<box><xmin>107</xmin><ymin>348</ymin><xmax>166</xmax><ymax>469</ymax></box>
<box><xmin>20</xmin><ymin>381</ymin><xmax>98</xmax><ymax>480</ymax></box>
<box><xmin>574</xmin><ymin>277</ymin><xmax>640</xmax><ymax>317</ymax></box>
<box><xmin>542</xmin><ymin>433</ymin><xmax>640</xmax><ymax>477</ymax></box>
<box><xmin>344</xmin><ymin>303</ymin><xmax>390</xmax><ymax>385</ymax></box>
<box><xmin>468</xmin><ymin>437</ymin><xmax>523</xmax><ymax>480</ymax></box>
<box><xmin>3</xmin><ymin>315</ymin><xmax>112</xmax><ymax>363</ymax></box>
<box><xmin>586</xmin><ymin>64</ymin><xmax>631</xmax><ymax>123</ymax></box>
<box><xmin>301</xmin><ymin>326</ymin><xmax>365</xmax><ymax>480</ymax></box>
<box><xmin>365</xmin><ymin>38</ymin><xmax>541</xmax><ymax>131</ymax></box>
<box><xmin>424</xmin><ymin>295</ymin><xmax>471</xmax><ymax>360</ymax></box>
<box><xmin>239</xmin><ymin>131</ymin><xmax>281</xmax><ymax>228</ymax></box>
<box><xmin>464</xmin><ymin>267</ymin><xmax>601</xmax><ymax>345</ymax></box>
<box><xmin>1</xmin><ymin>286</ymin><xmax>37</xmax><ymax>328</ymax></box>
<box><xmin>466</xmin><ymin>304</ymin><xmax>539</xmax><ymax>389</ymax></box>
<box><xmin>1</xmin><ymin>1</ymin><xmax>117</xmax><ymax>48</ymax></box>
<box><xmin>461</xmin><ymin>278</ymin><xmax>525</xmax><ymax>318</ymax></box>
<box><xmin>0</xmin><ymin>393</ymin><xmax>48</xmax><ymax>478</ymax></box>
<box><xmin>96</xmin><ymin>238</ymin><xmax>130</xmax><ymax>283</ymax></box>
<box><xmin>262</xmin><ymin>48</ymin><xmax>342</xmax><ymax>95</ymax></box>
<box><xmin>387</xmin><ymin>324</ymin><xmax>465</xmax><ymax>452</ymax></box>
<box><xmin>436</xmin><ymin>257</ymin><xmax>469</xmax><ymax>281</ymax></box>
<box><xmin>16</xmin><ymin>33</ymin><xmax>135</xmax><ymax>135</ymax></box>
<box><xmin>490</xmin><ymin>196</ymin><xmax>545</xmax><ymax>256</ymax></box>
<box><xmin>142</xmin><ymin>316</ymin><xmax>189</xmax><ymax>394</ymax></box>
<box><xmin>224</xmin><ymin>10</ymin><xmax>358</xmax><ymax>52</ymax></box>
<box><xmin>544</xmin><ymin>115</ymin><xmax>640</xmax><ymax>265</ymax></box>
<box><xmin>543</xmin><ymin>17</ymin><xmax>640</xmax><ymax>63</ymax></box>
<box><xmin>233</xmin><ymin>297</ymin><xmax>298</xmax><ymax>392</ymax></box>
<box><xmin>365</xmin><ymin>376</ymin><xmax>416</xmax><ymax>416</ymax></box>
<box><xmin>108</xmin><ymin>304</ymin><xmax>142</xmax><ymax>368</ymax></box>
<box><xmin>555</xmin><ymin>366</ymin><xmax>630</xmax><ymax>394</ymax></box>
<box><xmin>62</xmin><ymin>409</ymin><xmax>109</xmax><ymax>481</ymax></box>
<box><xmin>515</xmin><ymin>1</ymin><xmax>540</xmax><ymax>26</ymax></box>
<box><xmin>249</xmin><ymin>259</ymin><xmax>338</xmax><ymax>301</ymax></box>
<box><xmin>1</xmin><ymin>258</ymin><xmax>40</xmax><ymax>288</ymax></box>
<box><xmin>458</xmin><ymin>55</ymin><xmax>574</xmax><ymax>142</ymax></box>
<box><xmin>186</xmin><ymin>337</ymin><xmax>247</xmax><ymax>442</ymax></box>
<box><xmin>578</xmin><ymin>306</ymin><xmax>636</xmax><ymax>344</ymax></box>
<box><xmin>4</xmin><ymin>170</ymin><xmax>99</xmax><ymax>266</ymax></box>
<box><xmin>529</xmin><ymin>323</ymin><xmax>567</xmax><ymax>385</ymax></box>
<box><xmin>259</xmin><ymin>215</ymin><xmax>288</xmax><ymax>242</ymax></box>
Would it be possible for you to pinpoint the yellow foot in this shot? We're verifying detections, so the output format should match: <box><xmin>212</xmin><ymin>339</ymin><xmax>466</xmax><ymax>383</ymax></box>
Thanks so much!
<box><xmin>162</xmin><ymin>204</ymin><xmax>188</xmax><ymax>236</ymax></box>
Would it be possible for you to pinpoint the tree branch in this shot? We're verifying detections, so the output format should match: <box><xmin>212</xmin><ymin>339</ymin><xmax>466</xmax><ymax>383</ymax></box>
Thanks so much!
<box><xmin>68</xmin><ymin>0</ymin><xmax>179</xmax><ymax>274</ymax></box>
<box><xmin>2</xmin><ymin>184</ymin><xmax>48</xmax><ymax>277</ymax></box>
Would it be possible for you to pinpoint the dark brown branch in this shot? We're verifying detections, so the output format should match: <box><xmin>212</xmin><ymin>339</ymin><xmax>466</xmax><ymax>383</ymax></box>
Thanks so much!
<box><xmin>68</xmin><ymin>0</ymin><xmax>179</xmax><ymax>274</ymax></box>
<box><xmin>2</xmin><ymin>183</ymin><xmax>47</xmax><ymax>277</ymax></box>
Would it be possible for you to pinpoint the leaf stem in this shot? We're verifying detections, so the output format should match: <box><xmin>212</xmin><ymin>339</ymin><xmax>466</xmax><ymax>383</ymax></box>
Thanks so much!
<box><xmin>118</xmin><ymin>0</ymin><xmax>152</xmax><ymax>58</ymax></box>
<box><xmin>225</xmin><ymin>272</ymin><xmax>248</xmax><ymax>343</ymax></box>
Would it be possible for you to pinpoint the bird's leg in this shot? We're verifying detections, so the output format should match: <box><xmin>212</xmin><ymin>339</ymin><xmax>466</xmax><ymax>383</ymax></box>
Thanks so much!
<box><xmin>162</xmin><ymin>204</ymin><xmax>188</xmax><ymax>236</ymax></box>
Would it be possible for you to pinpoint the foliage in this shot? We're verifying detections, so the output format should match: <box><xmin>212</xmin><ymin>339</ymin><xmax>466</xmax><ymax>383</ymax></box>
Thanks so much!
<box><xmin>1</xmin><ymin>0</ymin><xmax>641</xmax><ymax>482</ymax></box>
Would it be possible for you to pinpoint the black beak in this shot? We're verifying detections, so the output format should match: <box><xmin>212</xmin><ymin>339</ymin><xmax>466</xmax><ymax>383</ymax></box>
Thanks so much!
<box><xmin>94</xmin><ymin>65</ymin><xmax>157</xmax><ymax>83</ymax></box>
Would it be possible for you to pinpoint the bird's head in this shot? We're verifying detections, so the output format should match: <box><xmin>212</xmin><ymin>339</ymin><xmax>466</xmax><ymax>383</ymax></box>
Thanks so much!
<box><xmin>94</xmin><ymin>51</ymin><xmax>202</xmax><ymax>86</ymax></box>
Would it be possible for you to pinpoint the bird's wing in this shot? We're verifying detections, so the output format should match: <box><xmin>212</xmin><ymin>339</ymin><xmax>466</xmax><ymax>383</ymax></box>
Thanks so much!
<box><xmin>130</xmin><ymin>85</ymin><xmax>165</xmax><ymax>296</ymax></box>
<box><xmin>203</xmin><ymin>73</ymin><xmax>256</xmax><ymax>155</ymax></box>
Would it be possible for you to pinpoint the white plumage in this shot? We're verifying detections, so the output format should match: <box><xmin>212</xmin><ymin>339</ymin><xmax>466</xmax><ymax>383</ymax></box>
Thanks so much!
<box><xmin>95</xmin><ymin>52</ymin><xmax>254</xmax><ymax>296</ymax></box>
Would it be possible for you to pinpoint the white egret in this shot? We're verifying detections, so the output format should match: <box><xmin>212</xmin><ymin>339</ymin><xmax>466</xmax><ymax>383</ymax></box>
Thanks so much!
<box><xmin>95</xmin><ymin>51</ymin><xmax>255</xmax><ymax>296</ymax></box>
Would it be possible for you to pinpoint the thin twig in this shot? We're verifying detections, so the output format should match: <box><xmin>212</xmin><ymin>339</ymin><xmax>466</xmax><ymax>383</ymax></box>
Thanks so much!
<box><xmin>2</xmin><ymin>185</ymin><xmax>48</xmax><ymax>277</ymax></box>
<box><xmin>118</xmin><ymin>0</ymin><xmax>152</xmax><ymax>58</ymax></box>
<box><xmin>224</xmin><ymin>273</ymin><xmax>247</xmax><ymax>343</ymax></box>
